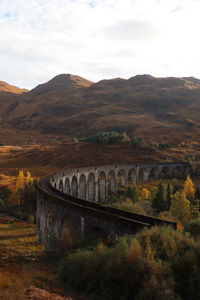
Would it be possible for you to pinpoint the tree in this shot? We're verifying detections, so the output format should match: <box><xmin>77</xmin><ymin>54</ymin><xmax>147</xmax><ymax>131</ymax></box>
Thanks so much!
<box><xmin>126</xmin><ymin>185</ymin><xmax>137</xmax><ymax>202</ymax></box>
<box><xmin>26</xmin><ymin>171</ymin><xmax>33</xmax><ymax>185</ymax></box>
<box><xmin>141</xmin><ymin>188</ymin><xmax>150</xmax><ymax>200</ymax></box>
<box><xmin>190</xmin><ymin>199</ymin><xmax>200</xmax><ymax>220</ymax></box>
<box><xmin>183</xmin><ymin>175</ymin><xmax>195</xmax><ymax>202</ymax></box>
<box><xmin>170</xmin><ymin>191</ymin><xmax>191</xmax><ymax>223</ymax></box>
<box><xmin>152</xmin><ymin>183</ymin><xmax>168</xmax><ymax>213</ymax></box>
<box><xmin>0</xmin><ymin>185</ymin><xmax>12</xmax><ymax>211</ymax></box>
<box><xmin>15</xmin><ymin>170</ymin><xmax>25</xmax><ymax>191</ymax></box>
<box><xmin>21</xmin><ymin>180</ymin><xmax>36</xmax><ymax>217</ymax></box>
<box><xmin>0</xmin><ymin>185</ymin><xmax>11</xmax><ymax>200</ymax></box>
<box><xmin>195</xmin><ymin>185</ymin><xmax>200</xmax><ymax>200</ymax></box>
<box><xmin>15</xmin><ymin>170</ymin><xmax>25</xmax><ymax>205</ymax></box>
<box><xmin>166</xmin><ymin>183</ymin><xmax>174</xmax><ymax>210</ymax></box>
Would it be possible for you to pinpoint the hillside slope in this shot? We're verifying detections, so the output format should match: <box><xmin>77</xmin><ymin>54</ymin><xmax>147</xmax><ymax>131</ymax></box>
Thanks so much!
<box><xmin>1</xmin><ymin>74</ymin><xmax>200</xmax><ymax>144</ymax></box>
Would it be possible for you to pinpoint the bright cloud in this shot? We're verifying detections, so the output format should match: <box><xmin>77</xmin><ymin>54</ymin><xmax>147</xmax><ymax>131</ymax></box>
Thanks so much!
<box><xmin>0</xmin><ymin>0</ymin><xmax>200</xmax><ymax>89</ymax></box>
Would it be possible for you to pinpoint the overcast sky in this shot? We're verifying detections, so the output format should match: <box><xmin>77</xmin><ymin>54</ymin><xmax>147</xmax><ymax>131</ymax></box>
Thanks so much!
<box><xmin>0</xmin><ymin>0</ymin><xmax>200</xmax><ymax>89</ymax></box>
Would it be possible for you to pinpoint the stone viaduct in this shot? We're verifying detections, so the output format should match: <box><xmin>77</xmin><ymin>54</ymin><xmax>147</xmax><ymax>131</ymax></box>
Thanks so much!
<box><xmin>50</xmin><ymin>162</ymin><xmax>187</xmax><ymax>202</ymax></box>
<box><xmin>36</xmin><ymin>162</ymin><xmax>188</xmax><ymax>248</ymax></box>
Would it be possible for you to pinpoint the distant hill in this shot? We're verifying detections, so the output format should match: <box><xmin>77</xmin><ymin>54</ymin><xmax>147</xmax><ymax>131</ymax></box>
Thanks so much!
<box><xmin>1</xmin><ymin>73</ymin><xmax>200</xmax><ymax>144</ymax></box>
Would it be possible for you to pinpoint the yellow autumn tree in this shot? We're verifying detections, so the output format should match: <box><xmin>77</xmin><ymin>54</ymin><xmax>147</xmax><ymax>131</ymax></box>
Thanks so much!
<box><xmin>170</xmin><ymin>191</ymin><xmax>191</xmax><ymax>223</ymax></box>
<box><xmin>15</xmin><ymin>170</ymin><xmax>25</xmax><ymax>191</ymax></box>
<box><xmin>26</xmin><ymin>171</ymin><xmax>33</xmax><ymax>185</ymax></box>
<box><xmin>14</xmin><ymin>170</ymin><xmax>25</xmax><ymax>205</ymax></box>
<box><xmin>183</xmin><ymin>175</ymin><xmax>195</xmax><ymax>201</ymax></box>
<box><xmin>141</xmin><ymin>188</ymin><xmax>150</xmax><ymax>200</ymax></box>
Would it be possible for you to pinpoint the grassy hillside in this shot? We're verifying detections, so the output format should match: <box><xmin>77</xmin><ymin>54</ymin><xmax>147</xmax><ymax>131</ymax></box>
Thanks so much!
<box><xmin>1</xmin><ymin>74</ymin><xmax>200</xmax><ymax>144</ymax></box>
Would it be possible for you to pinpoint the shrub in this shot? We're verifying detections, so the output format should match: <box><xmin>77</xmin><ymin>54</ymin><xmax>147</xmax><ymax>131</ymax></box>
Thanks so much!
<box><xmin>185</xmin><ymin>220</ymin><xmax>200</xmax><ymax>237</ymax></box>
<box><xmin>131</xmin><ymin>136</ymin><xmax>143</xmax><ymax>146</ymax></box>
<box><xmin>57</xmin><ymin>226</ymin><xmax>200</xmax><ymax>299</ymax></box>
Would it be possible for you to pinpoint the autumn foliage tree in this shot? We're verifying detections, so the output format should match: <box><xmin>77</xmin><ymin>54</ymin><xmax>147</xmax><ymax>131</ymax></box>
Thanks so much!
<box><xmin>14</xmin><ymin>170</ymin><xmax>35</xmax><ymax>212</ymax></box>
<box><xmin>183</xmin><ymin>175</ymin><xmax>195</xmax><ymax>202</ymax></box>
<box><xmin>141</xmin><ymin>188</ymin><xmax>150</xmax><ymax>200</ymax></box>
<box><xmin>170</xmin><ymin>191</ymin><xmax>191</xmax><ymax>223</ymax></box>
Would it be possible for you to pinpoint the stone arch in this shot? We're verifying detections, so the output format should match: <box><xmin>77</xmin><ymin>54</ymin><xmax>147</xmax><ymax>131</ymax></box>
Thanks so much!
<box><xmin>88</xmin><ymin>172</ymin><xmax>96</xmax><ymax>201</ymax></box>
<box><xmin>58</xmin><ymin>180</ymin><xmax>64</xmax><ymax>192</ymax></box>
<box><xmin>64</xmin><ymin>177</ymin><xmax>70</xmax><ymax>194</ymax></box>
<box><xmin>160</xmin><ymin>166</ymin><xmax>171</xmax><ymax>179</ymax></box>
<box><xmin>79</xmin><ymin>174</ymin><xmax>86</xmax><ymax>199</ymax></box>
<box><xmin>107</xmin><ymin>170</ymin><xmax>116</xmax><ymax>193</ymax></box>
<box><xmin>128</xmin><ymin>168</ymin><xmax>137</xmax><ymax>185</ymax></box>
<box><xmin>138</xmin><ymin>168</ymin><xmax>148</xmax><ymax>182</ymax></box>
<box><xmin>98</xmin><ymin>171</ymin><xmax>106</xmax><ymax>201</ymax></box>
<box><xmin>117</xmin><ymin>169</ymin><xmax>126</xmax><ymax>188</ymax></box>
<box><xmin>172</xmin><ymin>165</ymin><xmax>183</xmax><ymax>178</ymax></box>
<box><xmin>149</xmin><ymin>167</ymin><xmax>157</xmax><ymax>180</ymax></box>
<box><xmin>71</xmin><ymin>175</ymin><xmax>78</xmax><ymax>197</ymax></box>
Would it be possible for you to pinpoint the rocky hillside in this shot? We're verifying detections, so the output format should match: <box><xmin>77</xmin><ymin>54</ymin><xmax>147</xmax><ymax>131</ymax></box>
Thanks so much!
<box><xmin>1</xmin><ymin>74</ymin><xmax>200</xmax><ymax>144</ymax></box>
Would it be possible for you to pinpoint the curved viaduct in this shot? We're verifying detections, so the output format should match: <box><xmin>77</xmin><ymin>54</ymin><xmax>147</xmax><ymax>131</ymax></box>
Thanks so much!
<box><xmin>37</xmin><ymin>162</ymin><xmax>188</xmax><ymax>247</ymax></box>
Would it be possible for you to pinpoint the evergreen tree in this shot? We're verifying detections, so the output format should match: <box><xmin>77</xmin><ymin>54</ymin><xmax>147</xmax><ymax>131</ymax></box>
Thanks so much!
<box><xmin>126</xmin><ymin>185</ymin><xmax>137</xmax><ymax>202</ymax></box>
<box><xmin>21</xmin><ymin>180</ymin><xmax>36</xmax><ymax>217</ymax></box>
<box><xmin>172</xmin><ymin>179</ymin><xmax>179</xmax><ymax>194</ymax></box>
<box><xmin>195</xmin><ymin>185</ymin><xmax>200</xmax><ymax>200</ymax></box>
<box><xmin>166</xmin><ymin>183</ymin><xmax>174</xmax><ymax>210</ymax></box>
<box><xmin>0</xmin><ymin>185</ymin><xmax>11</xmax><ymax>200</ymax></box>
<box><xmin>152</xmin><ymin>183</ymin><xmax>168</xmax><ymax>213</ymax></box>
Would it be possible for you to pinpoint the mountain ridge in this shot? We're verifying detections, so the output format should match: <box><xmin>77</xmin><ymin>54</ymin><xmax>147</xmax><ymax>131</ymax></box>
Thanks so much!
<box><xmin>1</xmin><ymin>73</ymin><xmax>200</xmax><ymax>144</ymax></box>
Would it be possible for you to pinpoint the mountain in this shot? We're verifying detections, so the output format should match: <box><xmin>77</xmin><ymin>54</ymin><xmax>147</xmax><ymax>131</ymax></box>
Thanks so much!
<box><xmin>0</xmin><ymin>81</ymin><xmax>27</xmax><ymax>94</ymax></box>
<box><xmin>30</xmin><ymin>74</ymin><xmax>93</xmax><ymax>94</ymax></box>
<box><xmin>1</xmin><ymin>73</ymin><xmax>200</xmax><ymax>144</ymax></box>
<box><xmin>0</xmin><ymin>82</ymin><xmax>28</xmax><ymax>125</ymax></box>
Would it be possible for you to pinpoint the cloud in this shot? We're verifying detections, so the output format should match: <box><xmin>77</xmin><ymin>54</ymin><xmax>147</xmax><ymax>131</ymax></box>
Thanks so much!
<box><xmin>103</xmin><ymin>20</ymin><xmax>160</xmax><ymax>42</ymax></box>
<box><xmin>0</xmin><ymin>0</ymin><xmax>199</xmax><ymax>89</ymax></box>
